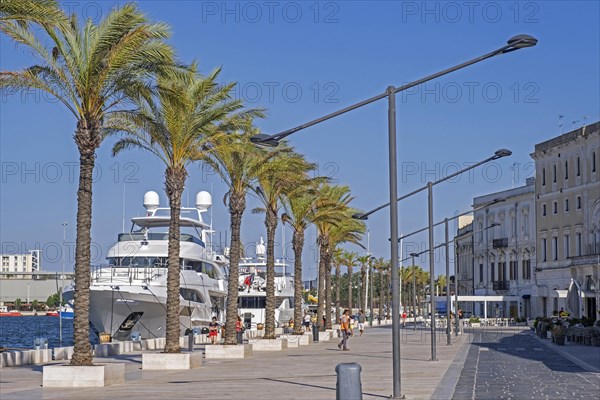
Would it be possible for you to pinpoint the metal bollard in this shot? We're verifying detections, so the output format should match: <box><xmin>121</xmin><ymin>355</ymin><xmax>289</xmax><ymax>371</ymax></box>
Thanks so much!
<box><xmin>312</xmin><ymin>323</ymin><xmax>319</xmax><ymax>343</ymax></box>
<box><xmin>335</xmin><ymin>362</ymin><xmax>362</xmax><ymax>400</ymax></box>
<box><xmin>188</xmin><ymin>331</ymin><xmax>194</xmax><ymax>352</ymax></box>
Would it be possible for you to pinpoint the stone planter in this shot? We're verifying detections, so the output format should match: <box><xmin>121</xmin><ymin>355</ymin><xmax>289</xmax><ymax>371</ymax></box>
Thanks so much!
<box><xmin>471</xmin><ymin>323</ymin><xmax>481</xmax><ymax>328</ymax></box>
<box><xmin>43</xmin><ymin>363</ymin><xmax>125</xmax><ymax>387</ymax></box>
<box><xmin>248</xmin><ymin>338</ymin><xmax>287</xmax><ymax>351</ymax></box>
<box><xmin>204</xmin><ymin>344</ymin><xmax>252</xmax><ymax>359</ymax></box>
<box><xmin>142</xmin><ymin>352</ymin><xmax>202</xmax><ymax>370</ymax></box>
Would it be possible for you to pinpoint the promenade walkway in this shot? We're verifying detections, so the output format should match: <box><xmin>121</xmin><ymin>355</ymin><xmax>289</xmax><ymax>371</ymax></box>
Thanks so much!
<box><xmin>0</xmin><ymin>325</ymin><xmax>469</xmax><ymax>400</ymax></box>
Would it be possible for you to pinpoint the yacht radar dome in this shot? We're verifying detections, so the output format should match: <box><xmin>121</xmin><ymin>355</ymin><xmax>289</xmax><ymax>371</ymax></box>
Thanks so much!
<box><xmin>143</xmin><ymin>191</ymin><xmax>160</xmax><ymax>212</ymax></box>
<box><xmin>196</xmin><ymin>191</ymin><xmax>212</xmax><ymax>211</ymax></box>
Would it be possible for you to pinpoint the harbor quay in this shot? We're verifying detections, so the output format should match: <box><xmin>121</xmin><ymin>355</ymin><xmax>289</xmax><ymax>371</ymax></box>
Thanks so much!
<box><xmin>1</xmin><ymin>325</ymin><xmax>599</xmax><ymax>400</ymax></box>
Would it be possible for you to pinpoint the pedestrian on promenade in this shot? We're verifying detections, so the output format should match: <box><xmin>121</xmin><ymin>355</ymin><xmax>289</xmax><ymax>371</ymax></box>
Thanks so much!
<box><xmin>208</xmin><ymin>317</ymin><xmax>219</xmax><ymax>345</ymax></box>
<box><xmin>338</xmin><ymin>309</ymin><xmax>350</xmax><ymax>351</ymax></box>
<box><xmin>402</xmin><ymin>311</ymin><xmax>407</xmax><ymax>327</ymax></box>
<box><xmin>358</xmin><ymin>310</ymin><xmax>366</xmax><ymax>336</ymax></box>
<box><xmin>235</xmin><ymin>315</ymin><xmax>244</xmax><ymax>344</ymax></box>
<box><xmin>304</xmin><ymin>312</ymin><xmax>311</xmax><ymax>332</ymax></box>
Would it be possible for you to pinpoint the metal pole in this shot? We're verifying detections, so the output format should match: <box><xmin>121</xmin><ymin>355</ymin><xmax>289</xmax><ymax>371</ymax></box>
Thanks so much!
<box><xmin>60</xmin><ymin>221</ymin><xmax>67</xmax><ymax>347</ymax></box>
<box><xmin>428</xmin><ymin>182</ymin><xmax>437</xmax><ymax>361</ymax></box>
<box><xmin>454</xmin><ymin>237</ymin><xmax>459</xmax><ymax>336</ymax></box>
<box><xmin>387</xmin><ymin>86</ymin><xmax>403</xmax><ymax>399</ymax></box>
<box><xmin>412</xmin><ymin>255</ymin><xmax>416</xmax><ymax>331</ymax></box>
<box><xmin>369</xmin><ymin>258</ymin><xmax>374</xmax><ymax>327</ymax></box>
<box><xmin>445</xmin><ymin>218</ymin><xmax>451</xmax><ymax>345</ymax></box>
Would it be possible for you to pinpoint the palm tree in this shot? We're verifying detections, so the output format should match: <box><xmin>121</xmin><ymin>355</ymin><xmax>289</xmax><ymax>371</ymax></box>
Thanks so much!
<box><xmin>436</xmin><ymin>274</ymin><xmax>447</xmax><ymax>296</ymax></box>
<box><xmin>313</xmin><ymin>184</ymin><xmax>354</xmax><ymax>331</ymax></box>
<box><xmin>281</xmin><ymin>180</ymin><xmax>339</xmax><ymax>335</ymax></box>
<box><xmin>340</xmin><ymin>251</ymin><xmax>358</xmax><ymax>310</ymax></box>
<box><xmin>0</xmin><ymin>0</ymin><xmax>65</xmax><ymax>25</ymax></box>
<box><xmin>253</xmin><ymin>149</ymin><xmax>314</xmax><ymax>339</ymax></box>
<box><xmin>202</xmin><ymin>128</ymin><xmax>276</xmax><ymax>344</ymax></box>
<box><xmin>332</xmin><ymin>248</ymin><xmax>344</xmax><ymax>323</ymax></box>
<box><xmin>0</xmin><ymin>3</ymin><xmax>173</xmax><ymax>365</ymax></box>
<box><xmin>108</xmin><ymin>65</ymin><xmax>253</xmax><ymax>352</ymax></box>
<box><xmin>357</xmin><ymin>255</ymin><xmax>371</xmax><ymax>311</ymax></box>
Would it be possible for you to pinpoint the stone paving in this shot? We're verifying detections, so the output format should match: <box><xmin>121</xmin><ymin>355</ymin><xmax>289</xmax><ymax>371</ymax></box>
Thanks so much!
<box><xmin>451</xmin><ymin>328</ymin><xmax>600</xmax><ymax>400</ymax></box>
<box><xmin>0</xmin><ymin>325</ymin><xmax>468</xmax><ymax>400</ymax></box>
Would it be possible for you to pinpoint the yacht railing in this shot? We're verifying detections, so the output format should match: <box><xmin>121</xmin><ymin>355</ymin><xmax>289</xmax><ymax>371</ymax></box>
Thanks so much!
<box><xmin>91</xmin><ymin>264</ymin><xmax>168</xmax><ymax>284</ymax></box>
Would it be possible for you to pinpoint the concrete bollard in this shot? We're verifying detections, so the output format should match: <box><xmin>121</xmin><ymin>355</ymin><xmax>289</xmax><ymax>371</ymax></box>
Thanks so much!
<box><xmin>335</xmin><ymin>363</ymin><xmax>362</xmax><ymax>400</ymax></box>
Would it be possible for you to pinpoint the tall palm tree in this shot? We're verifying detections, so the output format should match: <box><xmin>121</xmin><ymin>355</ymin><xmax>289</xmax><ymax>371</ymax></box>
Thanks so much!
<box><xmin>357</xmin><ymin>255</ymin><xmax>371</xmax><ymax>311</ymax></box>
<box><xmin>253</xmin><ymin>149</ymin><xmax>314</xmax><ymax>339</ymax></box>
<box><xmin>108</xmin><ymin>65</ymin><xmax>253</xmax><ymax>352</ymax></box>
<box><xmin>0</xmin><ymin>0</ymin><xmax>65</xmax><ymax>25</ymax></box>
<box><xmin>281</xmin><ymin>180</ymin><xmax>339</xmax><ymax>335</ymax></box>
<box><xmin>332</xmin><ymin>248</ymin><xmax>344</xmax><ymax>323</ymax></box>
<box><xmin>313</xmin><ymin>184</ymin><xmax>354</xmax><ymax>331</ymax></box>
<box><xmin>202</xmin><ymin>128</ymin><xmax>277</xmax><ymax>345</ymax></box>
<box><xmin>340</xmin><ymin>251</ymin><xmax>358</xmax><ymax>309</ymax></box>
<box><xmin>0</xmin><ymin>3</ymin><xmax>173</xmax><ymax>365</ymax></box>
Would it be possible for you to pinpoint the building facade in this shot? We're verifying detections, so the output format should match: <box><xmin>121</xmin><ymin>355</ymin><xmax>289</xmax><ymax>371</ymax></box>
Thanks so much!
<box><xmin>455</xmin><ymin>217</ymin><xmax>474</xmax><ymax>315</ymax></box>
<box><xmin>0</xmin><ymin>250</ymin><xmax>41</xmax><ymax>278</ymax></box>
<box><xmin>531</xmin><ymin>121</ymin><xmax>600</xmax><ymax>319</ymax></box>
<box><xmin>472</xmin><ymin>178</ymin><xmax>537</xmax><ymax>318</ymax></box>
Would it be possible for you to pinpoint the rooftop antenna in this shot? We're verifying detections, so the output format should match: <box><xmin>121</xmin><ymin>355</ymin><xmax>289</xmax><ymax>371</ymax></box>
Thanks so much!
<box><xmin>558</xmin><ymin>115</ymin><xmax>564</xmax><ymax>134</ymax></box>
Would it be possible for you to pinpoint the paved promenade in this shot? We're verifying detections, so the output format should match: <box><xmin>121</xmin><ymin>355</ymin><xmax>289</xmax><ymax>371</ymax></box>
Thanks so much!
<box><xmin>1</xmin><ymin>325</ymin><xmax>468</xmax><ymax>400</ymax></box>
<box><xmin>1</xmin><ymin>325</ymin><xmax>598</xmax><ymax>399</ymax></box>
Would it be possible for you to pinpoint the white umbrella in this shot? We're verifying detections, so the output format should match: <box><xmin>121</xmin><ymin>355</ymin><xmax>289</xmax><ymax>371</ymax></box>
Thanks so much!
<box><xmin>566</xmin><ymin>278</ymin><xmax>580</xmax><ymax>318</ymax></box>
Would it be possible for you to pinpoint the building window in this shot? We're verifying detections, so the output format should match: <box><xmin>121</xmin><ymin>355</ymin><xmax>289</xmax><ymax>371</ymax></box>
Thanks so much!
<box><xmin>542</xmin><ymin>204</ymin><xmax>547</xmax><ymax>216</ymax></box>
<box><xmin>553</xmin><ymin>164</ymin><xmax>557</xmax><ymax>183</ymax></box>
<box><xmin>500</xmin><ymin>262</ymin><xmax>506</xmax><ymax>281</ymax></box>
<box><xmin>542</xmin><ymin>238</ymin><xmax>547</xmax><ymax>261</ymax></box>
<box><xmin>509</xmin><ymin>260</ymin><xmax>517</xmax><ymax>280</ymax></box>
<box><xmin>576</xmin><ymin>196</ymin><xmax>581</xmax><ymax>209</ymax></box>
<box><xmin>491</xmin><ymin>262</ymin><xmax>495</xmax><ymax>281</ymax></box>
<box><xmin>522</xmin><ymin>259</ymin><xmax>531</xmax><ymax>280</ymax></box>
<box><xmin>479</xmin><ymin>264</ymin><xmax>483</xmax><ymax>283</ymax></box>
<box><xmin>593</xmin><ymin>151</ymin><xmax>597</xmax><ymax>172</ymax></box>
<box><xmin>576</xmin><ymin>233</ymin><xmax>582</xmax><ymax>256</ymax></box>
<box><xmin>553</xmin><ymin>201</ymin><xmax>558</xmax><ymax>214</ymax></box>
<box><xmin>577</xmin><ymin>157</ymin><xmax>581</xmax><ymax>176</ymax></box>
<box><xmin>565</xmin><ymin>198</ymin><xmax>569</xmax><ymax>212</ymax></box>
<box><xmin>565</xmin><ymin>160</ymin><xmax>568</xmax><ymax>179</ymax></box>
<box><xmin>542</xmin><ymin>167</ymin><xmax>546</xmax><ymax>185</ymax></box>
<box><xmin>552</xmin><ymin>237</ymin><xmax>558</xmax><ymax>261</ymax></box>
<box><xmin>523</xmin><ymin>213</ymin><xmax>529</xmax><ymax>234</ymax></box>
<box><xmin>511</xmin><ymin>214</ymin><xmax>517</xmax><ymax>237</ymax></box>
<box><xmin>564</xmin><ymin>235</ymin><xmax>570</xmax><ymax>258</ymax></box>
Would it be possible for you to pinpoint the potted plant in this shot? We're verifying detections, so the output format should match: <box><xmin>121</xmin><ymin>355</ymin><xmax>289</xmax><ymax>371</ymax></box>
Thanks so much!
<box><xmin>469</xmin><ymin>317</ymin><xmax>481</xmax><ymax>328</ymax></box>
<box><xmin>551</xmin><ymin>324</ymin><xmax>567</xmax><ymax>345</ymax></box>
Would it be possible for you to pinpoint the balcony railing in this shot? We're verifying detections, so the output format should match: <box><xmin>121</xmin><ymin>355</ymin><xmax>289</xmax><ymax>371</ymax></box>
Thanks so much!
<box><xmin>492</xmin><ymin>280</ymin><xmax>510</xmax><ymax>291</ymax></box>
<box><xmin>493</xmin><ymin>238</ymin><xmax>508</xmax><ymax>248</ymax></box>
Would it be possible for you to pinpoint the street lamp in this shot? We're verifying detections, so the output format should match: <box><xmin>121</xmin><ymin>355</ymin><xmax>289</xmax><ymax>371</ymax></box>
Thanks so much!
<box><xmin>251</xmin><ymin>35</ymin><xmax>536</xmax><ymax>398</ymax></box>
<box><xmin>409</xmin><ymin>253</ymin><xmax>419</xmax><ymax>331</ymax></box>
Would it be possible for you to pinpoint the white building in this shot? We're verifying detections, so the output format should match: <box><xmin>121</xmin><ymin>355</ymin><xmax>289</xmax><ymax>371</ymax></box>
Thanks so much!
<box><xmin>531</xmin><ymin>121</ymin><xmax>600</xmax><ymax>319</ymax></box>
<box><xmin>455</xmin><ymin>216</ymin><xmax>474</xmax><ymax>315</ymax></box>
<box><xmin>471</xmin><ymin>178</ymin><xmax>537</xmax><ymax>318</ymax></box>
<box><xmin>0</xmin><ymin>250</ymin><xmax>41</xmax><ymax>278</ymax></box>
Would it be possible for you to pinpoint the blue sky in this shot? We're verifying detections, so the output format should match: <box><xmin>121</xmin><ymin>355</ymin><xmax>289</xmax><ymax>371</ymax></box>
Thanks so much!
<box><xmin>1</xmin><ymin>1</ymin><xmax>599</xmax><ymax>280</ymax></box>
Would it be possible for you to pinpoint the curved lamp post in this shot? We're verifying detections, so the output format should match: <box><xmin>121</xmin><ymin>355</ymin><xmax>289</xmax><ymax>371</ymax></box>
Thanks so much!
<box><xmin>251</xmin><ymin>35</ymin><xmax>537</xmax><ymax>399</ymax></box>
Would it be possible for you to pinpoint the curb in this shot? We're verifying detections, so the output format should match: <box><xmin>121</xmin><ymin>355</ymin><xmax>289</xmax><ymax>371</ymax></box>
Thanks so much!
<box><xmin>430</xmin><ymin>333</ymin><xmax>473</xmax><ymax>400</ymax></box>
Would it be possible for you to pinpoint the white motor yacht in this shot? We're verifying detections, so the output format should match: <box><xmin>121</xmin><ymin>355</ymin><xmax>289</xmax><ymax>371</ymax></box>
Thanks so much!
<box><xmin>64</xmin><ymin>190</ymin><xmax>228</xmax><ymax>341</ymax></box>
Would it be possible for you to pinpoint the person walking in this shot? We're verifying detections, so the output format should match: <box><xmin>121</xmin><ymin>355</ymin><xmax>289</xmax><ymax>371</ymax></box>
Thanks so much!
<box><xmin>338</xmin><ymin>309</ymin><xmax>350</xmax><ymax>351</ymax></box>
<box><xmin>235</xmin><ymin>315</ymin><xmax>244</xmax><ymax>344</ymax></box>
<box><xmin>208</xmin><ymin>317</ymin><xmax>219</xmax><ymax>345</ymax></box>
<box><xmin>304</xmin><ymin>312</ymin><xmax>311</xmax><ymax>332</ymax></box>
<box><xmin>358</xmin><ymin>310</ymin><xmax>366</xmax><ymax>336</ymax></box>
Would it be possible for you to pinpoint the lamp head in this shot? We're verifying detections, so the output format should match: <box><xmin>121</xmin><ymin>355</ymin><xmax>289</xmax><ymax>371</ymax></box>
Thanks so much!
<box><xmin>352</xmin><ymin>213</ymin><xmax>369</xmax><ymax>220</ymax></box>
<box><xmin>249</xmin><ymin>133</ymin><xmax>280</xmax><ymax>147</ymax></box>
<box><xmin>507</xmin><ymin>34</ymin><xmax>538</xmax><ymax>49</ymax></box>
<box><xmin>493</xmin><ymin>149</ymin><xmax>512</xmax><ymax>159</ymax></box>
<box><xmin>410</xmin><ymin>252</ymin><xmax>419</xmax><ymax>257</ymax></box>
<box><xmin>489</xmin><ymin>222</ymin><xmax>501</xmax><ymax>228</ymax></box>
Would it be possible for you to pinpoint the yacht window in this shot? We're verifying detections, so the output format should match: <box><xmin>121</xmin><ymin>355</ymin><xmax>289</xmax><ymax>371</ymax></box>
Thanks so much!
<box><xmin>238</xmin><ymin>297</ymin><xmax>266</xmax><ymax>309</ymax></box>
<box><xmin>180</xmin><ymin>288</ymin><xmax>205</xmax><ymax>303</ymax></box>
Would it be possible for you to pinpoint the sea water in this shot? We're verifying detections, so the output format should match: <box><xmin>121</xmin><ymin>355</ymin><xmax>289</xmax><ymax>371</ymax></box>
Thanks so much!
<box><xmin>0</xmin><ymin>316</ymin><xmax>73</xmax><ymax>349</ymax></box>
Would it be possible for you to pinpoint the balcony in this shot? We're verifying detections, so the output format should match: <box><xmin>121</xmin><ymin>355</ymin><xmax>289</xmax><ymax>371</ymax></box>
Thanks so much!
<box><xmin>492</xmin><ymin>280</ymin><xmax>510</xmax><ymax>291</ymax></box>
<box><xmin>493</xmin><ymin>238</ymin><xmax>508</xmax><ymax>248</ymax></box>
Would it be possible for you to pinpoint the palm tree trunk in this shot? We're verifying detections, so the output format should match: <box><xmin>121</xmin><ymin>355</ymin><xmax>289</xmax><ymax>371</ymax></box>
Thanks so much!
<box><xmin>316</xmin><ymin>237</ymin><xmax>328</xmax><ymax>332</ymax></box>
<box><xmin>325</xmin><ymin>252</ymin><xmax>332</xmax><ymax>330</ymax></box>
<box><xmin>164</xmin><ymin>166</ymin><xmax>185</xmax><ymax>353</ymax></box>
<box><xmin>225</xmin><ymin>192</ymin><xmax>245</xmax><ymax>345</ymax></box>
<box><xmin>361</xmin><ymin>263</ymin><xmax>367</xmax><ymax>312</ymax></box>
<box><xmin>335</xmin><ymin>264</ymin><xmax>341</xmax><ymax>323</ymax></box>
<box><xmin>70</xmin><ymin>118</ymin><xmax>100</xmax><ymax>366</ymax></box>
<box><xmin>347</xmin><ymin>266</ymin><xmax>353</xmax><ymax>311</ymax></box>
<box><xmin>263</xmin><ymin>208</ymin><xmax>277</xmax><ymax>339</ymax></box>
<box><xmin>292</xmin><ymin>230</ymin><xmax>304</xmax><ymax>335</ymax></box>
